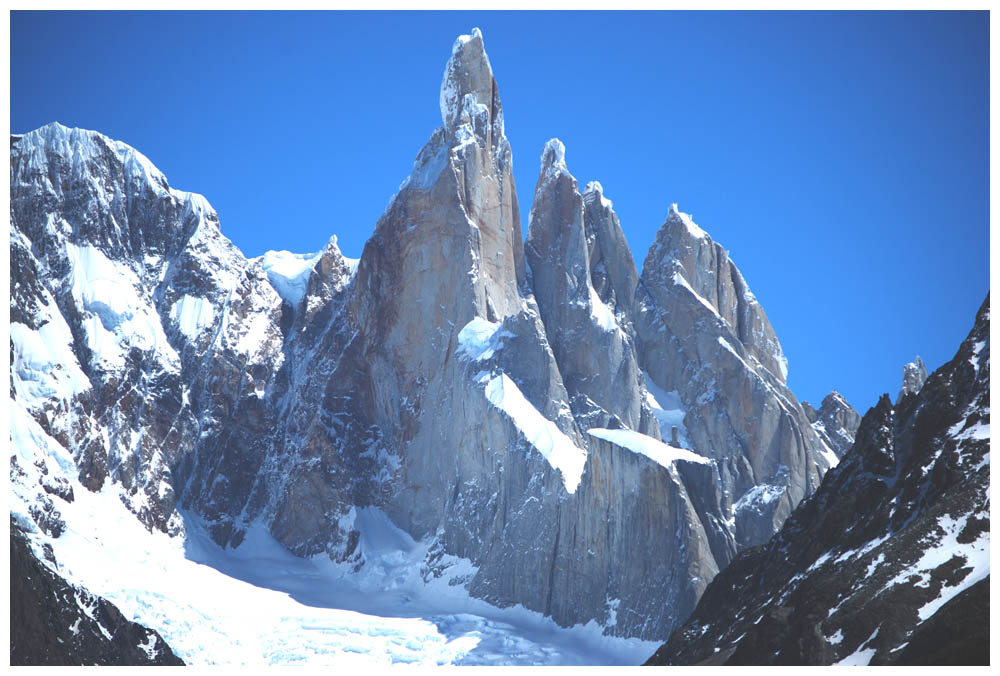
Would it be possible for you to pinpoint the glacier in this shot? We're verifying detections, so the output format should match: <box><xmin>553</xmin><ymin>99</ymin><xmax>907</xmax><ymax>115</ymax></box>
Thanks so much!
<box><xmin>15</xmin><ymin>469</ymin><xmax>657</xmax><ymax>666</ymax></box>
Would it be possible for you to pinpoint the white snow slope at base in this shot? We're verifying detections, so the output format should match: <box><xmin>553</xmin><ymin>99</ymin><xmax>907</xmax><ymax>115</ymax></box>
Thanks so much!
<box><xmin>17</xmin><ymin>478</ymin><xmax>656</xmax><ymax>666</ymax></box>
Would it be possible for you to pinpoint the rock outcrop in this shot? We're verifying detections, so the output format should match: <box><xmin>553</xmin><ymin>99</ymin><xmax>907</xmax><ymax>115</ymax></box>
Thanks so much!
<box><xmin>647</xmin><ymin>296</ymin><xmax>990</xmax><ymax>666</ymax></box>
<box><xmin>897</xmin><ymin>355</ymin><xmax>929</xmax><ymax>402</ymax></box>
<box><xmin>802</xmin><ymin>391</ymin><xmax>862</xmax><ymax>460</ymax></box>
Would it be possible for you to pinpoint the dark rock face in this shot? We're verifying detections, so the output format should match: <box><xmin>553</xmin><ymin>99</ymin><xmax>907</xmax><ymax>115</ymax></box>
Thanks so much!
<box><xmin>891</xmin><ymin>577</ymin><xmax>989</xmax><ymax>666</ymax></box>
<box><xmin>10</xmin><ymin>29</ymin><xmax>848</xmax><ymax>648</ymax></box>
<box><xmin>647</xmin><ymin>296</ymin><xmax>990</xmax><ymax>666</ymax></box>
<box><xmin>10</xmin><ymin>519</ymin><xmax>183</xmax><ymax>666</ymax></box>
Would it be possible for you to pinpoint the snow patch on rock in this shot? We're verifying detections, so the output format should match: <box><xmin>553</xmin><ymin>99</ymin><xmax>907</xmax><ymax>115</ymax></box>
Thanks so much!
<box><xmin>733</xmin><ymin>481</ymin><xmax>787</xmax><ymax>516</ymax></box>
<box><xmin>169</xmin><ymin>294</ymin><xmax>216</xmax><ymax>340</ymax></box>
<box><xmin>672</xmin><ymin>271</ymin><xmax>718</xmax><ymax>316</ymax></box>
<box><xmin>481</xmin><ymin>372</ymin><xmax>586</xmax><ymax>494</ymax></box>
<box><xmin>456</xmin><ymin>317</ymin><xmax>510</xmax><ymax>361</ymax></box>
<box><xmin>642</xmin><ymin>373</ymin><xmax>691</xmax><ymax>449</ymax></box>
<box><xmin>589</xmin><ymin>286</ymin><xmax>618</xmax><ymax>333</ymax></box>
<box><xmin>587</xmin><ymin>428</ymin><xmax>710</xmax><ymax>468</ymax></box>
<box><xmin>668</xmin><ymin>203</ymin><xmax>707</xmax><ymax>240</ymax></box>
<box><xmin>65</xmin><ymin>241</ymin><xmax>179</xmax><ymax>370</ymax></box>
<box><xmin>584</xmin><ymin>181</ymin><xmax>613</xmax><ymax>209</ymax></box>
<box><xmin>10</xmin><ymin>313</ymin><xmax>91</xmax><ymax>409</ymax></box>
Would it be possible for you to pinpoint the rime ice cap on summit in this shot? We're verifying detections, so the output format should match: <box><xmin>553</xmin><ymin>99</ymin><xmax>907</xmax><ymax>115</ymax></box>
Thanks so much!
<box><xmin>541</xmin><ymin>138</ymin><xmax>566</xmax><ymax>169</ymax></box>
<box><xmin>538</xmin><ymin>138</ymin><xmax>570</xmax><ymax>185</ymax></box>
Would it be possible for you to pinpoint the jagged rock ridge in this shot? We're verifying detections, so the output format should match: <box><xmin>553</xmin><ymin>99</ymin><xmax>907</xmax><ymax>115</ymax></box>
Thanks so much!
<box><xmin>9</xmin><ymin>28</ymin><xmax>855</xmax><ymax>649</ymax></box>
<box><xmin>647</xmin><ymin>296</ymin><xmax>990</xmax><ymax>665</ymax></box>
<box><xmin>803</xmin><ymin>391</ymin><xmax>862</xmax><ymax>460</ymax></box>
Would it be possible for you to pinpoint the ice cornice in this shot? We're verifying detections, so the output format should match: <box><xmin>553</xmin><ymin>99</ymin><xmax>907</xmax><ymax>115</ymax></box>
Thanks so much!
<box><xmin>539</xmin><ymin>138</ymin><xmax>569</xmax><ymax>183</ymax></box>
<box><xmin>584</xmin><ymin>181</ymin><xmax>613</xmax><ymax>210</ymax></box>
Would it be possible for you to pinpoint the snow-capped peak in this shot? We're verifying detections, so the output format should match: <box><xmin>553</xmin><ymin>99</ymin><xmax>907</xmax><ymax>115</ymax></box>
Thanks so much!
<box><xmin>440</xmin><ymin>29</ymin><xmax>493</xmax><ymax>129</ymax></box>
<box><xmin>540</xmin><ymin>138</ymin><xmax>568</xmax><ymax>182</ymax></box>
<box><xmin>13</xmin><ymin>121</ymin><xmax>219</xmax><ymax>235</ymax></box>
<box><xmin>17</xmin><ymin>122</ymin><xmax>167</xmax><ymax>190</ymax></box>
<box><xmin>668</xmin><ymin>203</ymin><xmax>707</xmax><ymax>239</ymax></box>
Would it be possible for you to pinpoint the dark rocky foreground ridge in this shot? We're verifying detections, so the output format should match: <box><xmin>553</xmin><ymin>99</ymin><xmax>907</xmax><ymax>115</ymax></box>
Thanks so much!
<box><xmin>10</xmin><ymin>518</ymin><xmax>184</xmax><ymax>666</ymax></box>
<box><xmin>647</xmin><ymin>296</ymin><xmax>990</xmax><ymax>665</ymax></box>
<box><xmin>12</xmin><ymin>28</ymin><xmax>879</xmax><ymax>661</ymax></box>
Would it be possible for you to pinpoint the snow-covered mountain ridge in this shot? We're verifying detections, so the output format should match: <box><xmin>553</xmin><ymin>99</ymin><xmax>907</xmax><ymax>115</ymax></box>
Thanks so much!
<box><xmin>11</xmin><ymin>29</ymin><xmax>865</xmax><ymax>663</ymax></box>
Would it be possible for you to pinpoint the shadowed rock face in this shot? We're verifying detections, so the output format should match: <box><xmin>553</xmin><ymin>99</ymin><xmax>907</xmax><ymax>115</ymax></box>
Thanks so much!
<box><xmin>10</xmin><ymin>28</ymin><xmax>847</xmax><ymax>647</ymax></box>
<box><xmin>647</xmin><ymin>296</ymin><xmax>989</xmax><ymax>666</ymax></box>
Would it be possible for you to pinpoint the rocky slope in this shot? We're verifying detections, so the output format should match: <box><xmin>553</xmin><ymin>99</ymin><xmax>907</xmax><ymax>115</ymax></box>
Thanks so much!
<box><xmin>10</xmin><ymin>519</ymin><xmax>184</xmax><ymax>666</ymax></box>
<box><xmin>647</xmin><ymin>296</ymin><xmax>990</xmax><ymax>665</ymax></box>
<box><xmin>10</xmin><ymin>28</ymin><xmax>852</xmax><ymax>651</ymax></box>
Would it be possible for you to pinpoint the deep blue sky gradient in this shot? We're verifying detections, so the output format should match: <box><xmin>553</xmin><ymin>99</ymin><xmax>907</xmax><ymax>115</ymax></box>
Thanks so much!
<box><xmin>11</xmin><ymin>10</ymin><xmax>989</xmax><ymax>413</ymax></box>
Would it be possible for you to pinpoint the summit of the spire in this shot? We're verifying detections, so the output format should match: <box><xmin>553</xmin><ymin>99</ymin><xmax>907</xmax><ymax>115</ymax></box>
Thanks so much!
<box><xmin>541</xmin><ymin>138</ymin><xmax>566</xmax><ymax>169</ymax></box>
<box><xmin>440</xmin><ymin>29</ymin><xmax>495</xmax><ymax>130</ymax></box>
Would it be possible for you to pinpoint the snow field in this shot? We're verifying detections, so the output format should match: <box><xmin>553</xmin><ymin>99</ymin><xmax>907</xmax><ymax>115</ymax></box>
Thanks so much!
<box><xmin>11</xmin><ymin>391</ymin><xmax>656</xmax><ymax>666</ymax></box>
<box><xmin>642</xmin><ymin>372</ymin><xmax>691</xmax><ymax>448</ymax></box>
<box><xmin>21</xmin><ymin>481</ymin><xmax>658</xmax><ymax>665</ymax></box>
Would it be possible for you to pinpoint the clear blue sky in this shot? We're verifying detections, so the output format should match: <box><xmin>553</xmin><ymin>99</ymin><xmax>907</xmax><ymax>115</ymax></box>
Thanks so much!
<box><xmin>11</xmin><ymin>10</ymin><xmax>989</xmax><ymax>414</ymax></box>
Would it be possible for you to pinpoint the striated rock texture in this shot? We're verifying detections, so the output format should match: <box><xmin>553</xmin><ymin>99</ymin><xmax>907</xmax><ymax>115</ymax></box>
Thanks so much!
<box><xmin>647</xmin><ymin>296</ymin><xmax>990</xmax><ymax>665</ymax></box>
<box><xmin>10</xmin><ymin>29</ymin><xmax>846</xmax><ymax>647</ymax></box>
<box><xmin>897</xmin><ymin>355</ymin><xmax>929</xmax><ymax>402</ymax></box>
<box><xmin>526</xmin><ymin>140</ymin><xmax>653</xmax><ymax>435</ymax></box>
<box><xmin>802</xmin><ymin>390</ymin><xmax>862</xmax><ymax>460</ymax></box>
<box><xmin>10</xmin><ymin>520</ymin><xmax>184</xmax><ymax>666</ymax></box>
<box><xmin>634</xmin><ymin>204</ymin><xmax>838</xmax><ymax>550</ymax></box>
